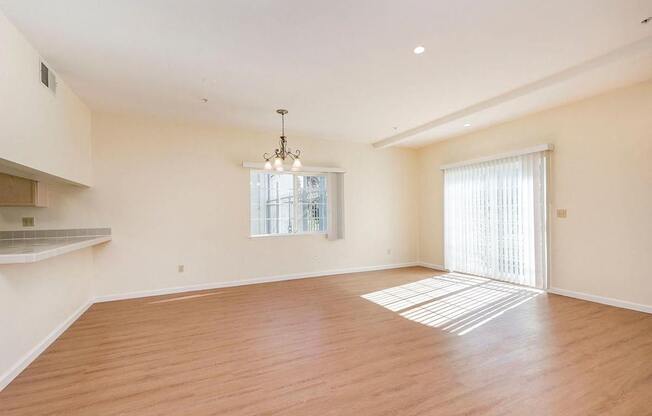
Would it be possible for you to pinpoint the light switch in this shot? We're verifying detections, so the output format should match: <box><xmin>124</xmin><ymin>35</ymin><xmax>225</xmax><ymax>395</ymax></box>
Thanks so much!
<box><xmin>556</xmin><ymin>209</ymin><xmax>567</xmax><ymax>218</ymax></box>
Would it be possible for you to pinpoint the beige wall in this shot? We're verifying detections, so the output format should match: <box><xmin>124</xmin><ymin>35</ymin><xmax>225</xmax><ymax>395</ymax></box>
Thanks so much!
<box><xmin>0</xmin><ymin>109</ymin><xmax>419</xmax><ymax>298</ymax></box>
<box><xmin>0</xmin><ymin>10</ymin><xmax>95</xmax><ymax>387</ymax></box>
<box><xmin>88</xmin><ymin>113</ymin><xmax>418</xmax><ymax>297</ymax></box>
<box><xmin>418</xmin><ymin>80</ymin><xmax>652</xmax><ymax>305</ymax></box>
<box><xmin>0</xmin><ymin>248</ymin><xmax>94</xmax><ymax>387</ymax></box>
<box><xmin>0</xmin><ymin>11</ymin><xmax>92</xmax><ymax>186</ymax></box>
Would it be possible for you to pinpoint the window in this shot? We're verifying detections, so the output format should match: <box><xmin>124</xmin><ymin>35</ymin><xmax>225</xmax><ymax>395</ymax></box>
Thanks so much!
<box><xmin>250</xmin><ymin>171</ymin><xmax>328</xmax><ymax>236</ymax></box>
<box><xmin>444</xmin><ymin>151</ymin><xmax>548</xmax><ymax>288</ymax></box>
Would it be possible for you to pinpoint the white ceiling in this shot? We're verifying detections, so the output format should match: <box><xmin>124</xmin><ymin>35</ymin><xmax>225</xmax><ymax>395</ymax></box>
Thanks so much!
<box><xmin>1</xmin><ymin>0</ymin><xmax>651</xmax><ymax>147</ymax></box>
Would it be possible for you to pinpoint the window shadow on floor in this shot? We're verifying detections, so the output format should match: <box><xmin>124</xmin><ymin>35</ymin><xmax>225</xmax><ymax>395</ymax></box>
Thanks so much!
<box><xmin>361</xmin><ymin>273</ymin><xmax>542</xmax><ymax>335</ymax></box>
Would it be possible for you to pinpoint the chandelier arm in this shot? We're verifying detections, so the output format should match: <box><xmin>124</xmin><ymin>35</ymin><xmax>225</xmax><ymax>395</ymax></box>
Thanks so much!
<box><xmin>263</xmin><ymin>109</ymin><xmax>301</xmax><ymax>165</ymax></box>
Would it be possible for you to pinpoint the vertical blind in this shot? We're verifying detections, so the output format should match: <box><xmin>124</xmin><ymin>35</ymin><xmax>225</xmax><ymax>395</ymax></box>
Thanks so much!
<box><xmin>444</xmin><ymin>151</ymin><xmax>548</xmax><ymax>288</ymax></box>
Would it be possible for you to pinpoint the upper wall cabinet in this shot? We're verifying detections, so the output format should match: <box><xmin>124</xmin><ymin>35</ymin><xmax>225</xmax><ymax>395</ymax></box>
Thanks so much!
<box><xmin>0</xmin><ymin>11</ymin><xmax>92</xmax><ymax>187</ymax></box>
<box><xmin>0</xmin><ymin>173</ymin><xmax>47</xmax><ymax>207</ymax></box>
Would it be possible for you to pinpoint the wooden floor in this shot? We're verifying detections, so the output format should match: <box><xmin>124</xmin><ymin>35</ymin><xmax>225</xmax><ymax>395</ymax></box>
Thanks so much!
<box><xmin>1</xmin><ymin>267</ymin><xmax>651</xmax><ymax>415</ymax></box>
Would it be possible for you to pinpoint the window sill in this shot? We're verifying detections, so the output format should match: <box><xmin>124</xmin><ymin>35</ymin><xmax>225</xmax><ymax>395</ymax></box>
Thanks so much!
<box><xmin>249</xmin><ymin>232</ymin><xmax>328</xmax><ymax>239</ymax></box>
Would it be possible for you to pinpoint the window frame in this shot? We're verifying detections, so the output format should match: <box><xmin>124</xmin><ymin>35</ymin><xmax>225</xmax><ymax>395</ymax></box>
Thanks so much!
<box><xmin>248</xmin><ymin>169</ymin><xmax>329</xmax><ymax>238</ymax></box>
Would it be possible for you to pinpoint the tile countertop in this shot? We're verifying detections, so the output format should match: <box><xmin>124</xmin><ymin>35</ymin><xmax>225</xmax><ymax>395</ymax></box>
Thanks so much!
<box><xmin>0</xmin><ymin>228</ymin><xmax>111</xmax><ymax>265</ymax></box>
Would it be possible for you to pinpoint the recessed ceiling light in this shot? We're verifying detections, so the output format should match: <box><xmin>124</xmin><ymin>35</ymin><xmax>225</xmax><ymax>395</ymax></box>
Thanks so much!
<box><xmin>464</xmin><ymin>123</ymin><xmax>471</xmax><ymax>127</ymax></box>
<box><xmin>413</xmin><ymin>46</ymin><xmax>425</xmax><ymax>55</ymax></box>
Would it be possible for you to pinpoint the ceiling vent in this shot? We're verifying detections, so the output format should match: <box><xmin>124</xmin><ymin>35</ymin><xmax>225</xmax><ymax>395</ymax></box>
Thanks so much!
<box><xmin>40</xmin><ymin>61</ymin><xmax>56</xmax><ymax>94</ymax></box>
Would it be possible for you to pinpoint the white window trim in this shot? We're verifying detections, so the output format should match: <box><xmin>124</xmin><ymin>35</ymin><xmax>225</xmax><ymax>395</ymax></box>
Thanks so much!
<box><xmin>249</xmin><ymin>231</ymin><xmax>328</xmax><ymax>239</ymax></box>
<box><xmin>248</xmin><ymin>169</ymin><xmax>330</xmax><ymax>238</ymax></box>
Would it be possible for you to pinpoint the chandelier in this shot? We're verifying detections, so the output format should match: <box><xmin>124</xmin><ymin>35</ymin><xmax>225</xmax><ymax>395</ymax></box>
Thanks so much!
<box><xmin>263</xmin><ymin>109</ymin><xmax>302</xmax><ymax>172</ymax></box>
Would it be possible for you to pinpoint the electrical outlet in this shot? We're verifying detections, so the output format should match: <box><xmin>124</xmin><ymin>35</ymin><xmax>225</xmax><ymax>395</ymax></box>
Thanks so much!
<box><xmin>178</xmin><ymin>265</ymin><xmax>184</xmax><ymax>273</ymax></box>
<box><xmin>556</xmin><ymin>209</ymin><xmax>567</xmax><ymax>218</ymax></box>
<box><xmin>22</xmin><ymin>217</ymin><xmax>35</xmax><ymax>227</ymax></box>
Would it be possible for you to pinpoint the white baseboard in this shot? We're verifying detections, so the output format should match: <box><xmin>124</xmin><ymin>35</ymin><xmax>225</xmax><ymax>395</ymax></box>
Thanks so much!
<box><xmin>94</xmin><ymin>262</ymin><xmax>420</xmax><ymax>303</ymax></box>
<box><xmin>417</xmin><ymin>261</ymin><xmax>448</xmax><ymax>271</ymax></box>
<box><xmin>548</xmin><ymin>287</ymin><xmax>651</xmax><ymax>314</ymax></box>
<box><xmin>0</xmin><ymin>300</ymin><xmax>93</xmax><ymax>392</ymax></box>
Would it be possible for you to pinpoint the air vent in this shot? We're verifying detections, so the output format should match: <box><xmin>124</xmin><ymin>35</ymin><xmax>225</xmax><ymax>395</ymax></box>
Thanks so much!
<box><xmin>40</xmin><ymin>61</ymin><xmax>56</xmax><ymax>94</ymax></box>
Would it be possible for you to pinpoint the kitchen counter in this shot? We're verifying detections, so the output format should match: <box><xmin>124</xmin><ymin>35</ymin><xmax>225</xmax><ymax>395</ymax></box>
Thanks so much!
<box><xmin>0</xmin><ymin>229</ymin><xmax>111</xmax><ymax>264</ymax></box>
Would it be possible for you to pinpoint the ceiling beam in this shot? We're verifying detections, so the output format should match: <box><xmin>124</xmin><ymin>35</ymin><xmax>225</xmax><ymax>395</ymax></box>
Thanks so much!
<box><xmin>373</xmin><ymin>35</ymin><xmax>652</xmax><ymax>149</ymax></box>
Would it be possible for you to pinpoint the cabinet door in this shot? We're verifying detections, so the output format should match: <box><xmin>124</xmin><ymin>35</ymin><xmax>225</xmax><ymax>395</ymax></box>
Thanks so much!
<box><xmin>0</xmin><ymin>173</ymin><xmax>37</xmax><ymax>206</ymax></box>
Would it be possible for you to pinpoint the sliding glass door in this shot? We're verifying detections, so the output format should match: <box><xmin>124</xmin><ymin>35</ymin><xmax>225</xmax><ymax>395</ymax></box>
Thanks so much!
<box><xmin>444</xmin><ymin>151</ymin><xmax>548</xmax><ymax>288</ymax></box>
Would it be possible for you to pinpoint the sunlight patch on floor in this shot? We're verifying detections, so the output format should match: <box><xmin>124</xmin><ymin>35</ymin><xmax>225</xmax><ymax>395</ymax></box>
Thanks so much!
<box><xmin>147</xmin><ymin>292</ymin><xmax>222</xmax><ymax>304</ymax></box>
<box><xmin>361</xmin><ymin>273</ymin><xmax>541</xmax><ymax>335</ymax></box>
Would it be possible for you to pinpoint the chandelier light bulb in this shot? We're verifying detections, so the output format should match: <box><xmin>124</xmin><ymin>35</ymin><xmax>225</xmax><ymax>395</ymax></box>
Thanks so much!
<box><xmin>291</xmin><ymin>157</ymin><xmax>302</xmax><ymax>171</ymax></box>
<box><xmin>273</xmin><ymin>157</ymin><xmax>283</xmax><ymax>168</ymax></box>
<box><xmin>264</xmin><ymin>160</ymin><xmax>272</xmax><ymax>170</ymax></box>
<box><xmin>275</xmin><ymin>164</ymin><xmax>284</xmax><ymax>172</ymax></box>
